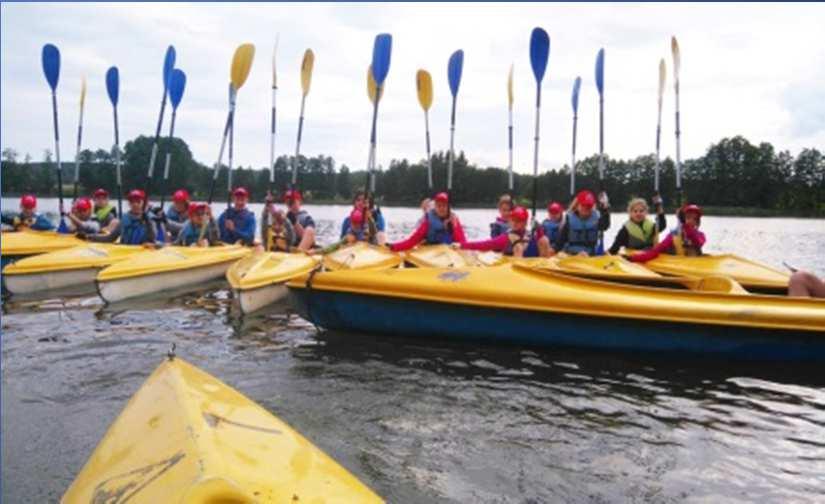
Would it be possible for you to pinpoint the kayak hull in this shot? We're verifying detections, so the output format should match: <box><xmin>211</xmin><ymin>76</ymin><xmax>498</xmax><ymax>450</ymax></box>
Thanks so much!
<box><xmin>236</xmin><ymin>283</ymin><xmax>288</xmax><ymax>315</ymax></box>
<box><xmin>3</xmin><ymin>267</ymin><xmax>99</xmax><ymax>295</ymax></box>
<box><xmin>289</xmin><ymin>287</ymin><xmax>825</xmax><ymax>361</ymax></box>
<box><xmin>97</xmin><ymin>260</ymin><xmax>234</xmax><ymax>304</ymax></box>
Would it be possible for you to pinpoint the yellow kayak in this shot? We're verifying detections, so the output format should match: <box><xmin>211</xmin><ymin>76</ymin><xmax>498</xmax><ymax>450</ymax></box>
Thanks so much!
<box><xmin>96</xmin><ymin>245</ymin><xmax>252</xmax><ymax>303</ymax></box>
<box><xmin>322</xmin><ymin>242</ymin><xmax>401</xmax><ymax>271</ymax></box>
<box><xmin>62</xmin><ymin>357</ymin><xmax>382</xmax><ymax>503</ymax></box>
<box><xmin>2</xmin><ymin>243</ymin><xmax>143</xmax><ymax>295</ymax></box>
<box><xmin>404</xmin><ymin>244</ymin><xmax>476</xmax><ymax>268</ymax></box>
<box><xmin>227</xmin><ymin>250</ymin><xmax>320</xmax><ymax>314</ymax></box>
<box><xmin>287</xmin><ymin>263</ymin><xmax>825</xmax><ymax>359</ymax></box>
<box><xmin>1</xmin><ymin>229</ymin><xmax>82</xmax><ymax>257</ymax></box>
<box><xmin>643</xmin><ymin>254</ymin><xmax>790</xmax><ymax>292</ymax></box>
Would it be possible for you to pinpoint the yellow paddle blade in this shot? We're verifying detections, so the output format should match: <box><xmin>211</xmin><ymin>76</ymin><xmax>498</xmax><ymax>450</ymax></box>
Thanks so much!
<box><xmin>231</xmin><ymin>43</ymin><xmax>255</xmax><ymax>91</ymax></box>
<box><xmin>415</xmin><ymin>69</ymin><xmax>432</xmax><ymax>111</ymax></box>
<box><xmin>671</xmin><ymin>36</ymin><xmax>680</xmax><ymax>81</ymax></box>
<box><xmin>367</xmin><ymin>64</ymin><xmax>383</xmax><ymax>104</ymax></box>
<box><xmin>658</xmin><ymin>58</ymin><xmax>666</xmax><ymax>99</ymax></box>
<box><xmin>507</xmin><ymin>63</ymin><xmax>514</xmax><ymax>108</ymax></box>
<box><xmin>300</xmin><ymin>49</ymin><xmax>315</xmax><ymax>96</ymax></box>
<box><xmin>80</xmin><ymin>76</ymin><xmax>87</xmax><ymax>110</ymax></box>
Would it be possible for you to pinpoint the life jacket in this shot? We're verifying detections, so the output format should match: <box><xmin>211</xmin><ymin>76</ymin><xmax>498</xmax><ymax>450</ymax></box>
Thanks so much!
<box><xmin>565</xmin><ymin>209</ymin><xmax>600</xmax><ymax>255</ymax></box>
<box><xmin>265</xmin><ymin>222</ymin><xmax>290</xmax><ymax>252</ymax></box>
<box><xmin>667</xmin><ymin>224</ymin><xmax>702</xmax><ymax>257</ymax></box>
<box><xmin>503</xmin><ymin>228</ymin><xmax>529</xmax><ymax>256</ymax></box>
<box><xmin>541</xmin><ymin>218</ymin><xmax>562</xmax><ymax>245</ymax></box>
<box><xmin>177</xmin><ymin>222</ymin><xmax>202</xmax><ymax>246</ymax></box>
<box><xmin>94</xmin><ymin>204</ymin><xmax>115</xmax><ymax>224</ymax></box>
<box><xmin>490</xmin><ymin>217</ymin><xmax>509</xmax><ymax>238</ymax></box>
<box><xmin>120</xmin><ymin>212</ymin><xmax>150</xmax><ymax>245</ymax></box>
<box><xmin>166</xmin><ymin>204</ymin><xmax>188</xmax><ymax>224</ymax></box>
<box><xmin>287</xmin><ymin>210</ymin><xmax>313</xmax><ymax>246</ymax></box>
<box><xmin>425</xmin><ymin>209</ymin><xmax>454</xmax><ymax>245</ymax></box>
<box><xmin>12</xmin><ymin>214</ymin><xmax>36</xmax><ymax>230</ymax></box>
<box><xmin>624</xmin><ymin>219</ymin><xmax>658</xmax><ymax>250</ymax></box>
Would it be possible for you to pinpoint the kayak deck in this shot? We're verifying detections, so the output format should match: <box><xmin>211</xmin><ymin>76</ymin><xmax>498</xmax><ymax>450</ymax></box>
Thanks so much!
<box><xmin>3</xmin><ymin>243</ymin><xmax>142</xmax><ymax>274</ymax></box>
<box><xmin>227</xmin><ymin>250</ymin><xmax>319</xmax><ymax>290</ymax></box>
<box><xmin>97</xmin><ymin>244</ymin><xmax>251</xmax><ymax>281</ymax></box>
<box><xmin>644</xmin><ymin>254</ymin><xmax>790</xmax><ymax>291</ymax></box>
<box><xmin>322</xmin><ymin>242</ymin><xmax>401</xmax><ymax>271</ymax></box>
<box><xmin>1</xmin><ymin>229</ymin><xmax>83</xmax><ymax>256</ymax></box>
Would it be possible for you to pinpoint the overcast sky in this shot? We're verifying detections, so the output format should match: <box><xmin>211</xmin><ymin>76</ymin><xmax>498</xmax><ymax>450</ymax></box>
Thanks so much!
<box><xmin>2</xmin><ymin>2</ymin><xmax>824</xmax><ymax>177</ymax></box>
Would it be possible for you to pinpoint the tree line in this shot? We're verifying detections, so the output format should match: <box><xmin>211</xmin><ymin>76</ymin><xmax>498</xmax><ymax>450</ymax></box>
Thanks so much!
<box><xmin>2</xmin><ymin>135</ymin><xmax>823</xmax><ymax>216</ymax></box>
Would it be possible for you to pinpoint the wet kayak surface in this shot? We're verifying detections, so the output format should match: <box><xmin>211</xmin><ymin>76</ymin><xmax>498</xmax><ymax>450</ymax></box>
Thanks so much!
<box><xmin>3</xmin><ymin>203</ymin><xmax>825</xmax><ymax>502</ymax></box>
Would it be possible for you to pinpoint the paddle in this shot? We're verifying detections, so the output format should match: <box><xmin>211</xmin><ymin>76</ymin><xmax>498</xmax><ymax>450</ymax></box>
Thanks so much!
<box><xmin>159</xmin><ymin>69</ymin><xmax>187</xmax><ymax>210</ymax></box>
<box><xmin>366</xmin><ymin>64</ymin><xmax>383</xmax><ymax>196</ymax></box>
<box><xmin>655</xmin><ymin>58</ymin><xmax>666</xmax><ymax>195</ymax></box>
<box><xmin>41</xmin><ymin>44</ymin><xmax>65</xmax><ymax>220</ymax></box>
<box><xmin>447</xmin><ymin>49</ymin><xmax>463</xmax><ymax>196</ymax></box>
<box><xmin>507</xmin><ymin>64</ymin><xmax>514</xmax><ymax>192</ymax></box>
<box><xmin>570</xmin><ymin>76</ymin><xmax>582</xmax><ymax>196</ymax></box>
<box><xmin>672</xmin><ymin>36</ymin><xmax>683</xmax><ymax>205</ymax></box>
<box><xmin>105</xmin><ymin>66</ymin><xmax>123</xmax><ymax>218</ymax></box>
<box><xmin>269</xmin><ymin>36</ymin><xmax>279</xmax><ymax>188</ymax></box>
<box><xmin>144</xmin><ymin>45</ymin><xmax>176</xmax><ymax>208</ymax></box>
<box><xmin>291</xmin><ymin>48</ymin><xmax>314</xmax><ymax>188</ymax></box>
<box><xmin>416</xmin><ymin>69</ymin><xmax>433</xmax><ymax>191</ymax></box>
<box><xmin>207</xmin><ymin>43</ymin><xmax>255</xmax><ymax>205</ymax></box>
<box><xmin>529</xmin><ymin>28</ymin><xmax>549</xmax><ymax>225</ymax></box>
<box><xmin>73</xmin><ymin>77</ymin><xmax>87</xmax><ymax>200</ymax></box>
<box><xmin>595</xmin><ymin>47</ymin><xmax>606</xmax><ymax>254</ymax></box>
<box><xmin>226</xmin><ymin>83</ymin><xmax>237</xmax><ymax>209</ymax></box>
<box><xmin>366</xmin><ymin>34</ymin><xmax>392</xmax><ymax>199</ymax></box>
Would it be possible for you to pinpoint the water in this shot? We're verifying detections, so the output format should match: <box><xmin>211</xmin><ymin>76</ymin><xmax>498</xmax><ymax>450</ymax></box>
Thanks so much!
<box><xmin>3</xmin><ymin>199</ymin><xmax>825</xmax><ymax>502</ymax></box>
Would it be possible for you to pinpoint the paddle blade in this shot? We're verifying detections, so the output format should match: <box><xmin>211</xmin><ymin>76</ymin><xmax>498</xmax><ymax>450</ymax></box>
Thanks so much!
<box><xmin>163</xmin><ymin>45</ymin><xmax>176</xmax><ymax>89</ymax></box>
<box><xmin>231</xmin><ymin>43</ymin><xmax>255</xmax><ymax>91</ymax></box>
<box><xmin>105</xmin><ymin>66</ymin><xmax>119</xmax><ymax>107</ymax></box>
<box><xmin>300</xmin><ymin>49</ymin><xmax>315</xmax><ymax>96</ymax></box>
<box><xmin>80</xmin><ymin>77</ymin><xmax>87</xmax><ymax>109</ymax></box>
<box><xmin>416</xmin><ymin>69</ymin><xmax>433</xmax><ymax>111</ymax></box>
<box><xmin>571</xmin><ymin>76</ymin><xmax>582</xmax><ymax>113</ymax></box>
<box><xmin>671</xmin><ymin>36</ymin><xmax>681</xmax><ymax>80</ymax></box>
<box><xmin>169</xmin><ymin>69</ymin><xmax>186</xmax><ymax>109</ymax></box>
<box><xmin>367</xmin><ymin>65</ymin><xmax>383</xmax><ymax>104</ymax></box>
<box><xmin>529</xmin><ymin>28</ymin><xmax>549</xmax><ymax>83</ymax></box>
<box><xmin>42</xmin><ymin>44</ymin><xmax>60</xmax><ymax>90</ymax></box>
<box><xmin>658</xmin><ymin>59</ymin><xmax>666</xmax><ymax>99</ymax></box>
<box><xmin>595</xmin><ymin>48</ymin><xmax>605</xmax><ymax>95</ymax></box>
<box><xmin>448</xmin><ymin>50</ymin><xmax>464</xmax><ymax>97</ymax></box>
<box><xmin>371</xmin><ymin>33</ymin><xmax>392</xmax><ymax>86</ymax></box>
<box><xmin>507</xmin><ymin>64</ymin><xmax>514</xmax><ymax>108</ymax></box>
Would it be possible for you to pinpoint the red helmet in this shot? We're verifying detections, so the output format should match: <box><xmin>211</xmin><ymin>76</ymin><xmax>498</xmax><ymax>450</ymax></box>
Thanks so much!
<box><xmin>74</xmin><ymin>197</ymin><xmax>92</xmax><ymax>212</ymax></box>
<box><xmin>576</xmin><ymin>190</ymin><xmax>596</xmax><ymax>208</ymax></box>
<box><xmin>93</xmin><ymin>188</ymin><xmax>109</xmax><ymax>198</ymax></box>
<box><xmin>127</xmin><ymin>189</ymin><xmax>146</xmax><ymax>202</ymax></box>
<box><xmin>434</xmin><ymin>192</ymin><xmax>449</xmax><ymax>204</ymax></box>
<box><xmin>682</xmin><ymin>204</ymin><xmax>702</xmax><ymax>217</ymax></box>
<box><xmin>20</xmin><ymin>194</ymin><xmax>37</xmax><ymax>209</ymax></box>
<box><xmin>232</xmin><ymin>187</ymin><xmax>249</xmax><ymax>198</ymax></box>
<box><xmin>350</xmin><ymin>209</ymin><xmax>364</xmax><ymax>225</ymax></box>
<box><xmin>283</xmin><ymin>189</ymin><xmax>302</xmax><ymax>202</ymax></box>
<box><xmin>188</xmin><ymin>202</ymin><xmax>207</xmax><ymax>218</ymax></box>
<box><xmin>173</xmin><ymin>189</ymin><xmax>190</xmax><ymax>203</ymax></box>
<box><xmin>511</xmin><ymin>206</ymin><xmax>529</xmax><ymax>222</ymax></box>
<box><xmin>547</xmin><ymin>201</ymin><xmax>563</xmax><ymax>215</ymax></box>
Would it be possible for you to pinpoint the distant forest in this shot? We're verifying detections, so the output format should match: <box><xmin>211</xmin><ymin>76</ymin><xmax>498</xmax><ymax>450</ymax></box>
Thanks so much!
<box><xmin>2</xmin><ymin>135</ymin><xmax>823</xmax><ymax>216</ymax></box>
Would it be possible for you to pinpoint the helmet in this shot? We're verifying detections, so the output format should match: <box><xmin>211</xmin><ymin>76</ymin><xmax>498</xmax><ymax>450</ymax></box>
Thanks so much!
<box><xmin>20</xmin><ymin>194</ymin><xmax>37</xmax><ymax>209</ymax></box>
<box><xmin>74</xmin><ymin>198</ymin><xmax>92</xmax><ymax>212</ymax></box>
<box><xmin>576</xmin><ymin>190</ymin><xmax>596</xmax><ymax>208</ymax></box>
<box><xmin>93</xmin><ymin>188</ymin><xmax>109</xmax><ymax>198</ymax></box>
<box><xmin>350</xmin><ymin>209</ymin><xmax>364</xmax><ymax>225</ymax></box>
<box><xmin>547</xmin><ymin>201</ymin><xmax>563</xmax><ymax>215</ymax></box>
<box><xmin>511</xmin><ymin>206</ymin><xmax>529</xmax><ymax>222</ymax></box>
<box><xmin>188</xmin><ymin>202</ymin><xmax>207</xmax><ymax>218</ymax></box>
<box><xmin>172</xmin><ymin>189</ymin><xmax>190</xmax><ymax>203</ymax></box>
<box><xmin>127</xmin><ymin>189</ymin><xmax>146</xmax><ymax>202</ymax></box>
<box><xmin>232</xmin><ymin>187</ymin><xmax>249</xmax><ymax>198</ymax></box>
<box><xmin>434</xmin><ymin>192</ymin><xmax>449</xmax><ymax>204</ymax></box>
<box><xmin>679</xmin><ymin>203</ymin><xmax>703</xmax><ymax>224</ymax></box>
<box><xmin>283</xmin><ymin>189</ymin><xmax>302</xmax><ymax>202</ymax></box>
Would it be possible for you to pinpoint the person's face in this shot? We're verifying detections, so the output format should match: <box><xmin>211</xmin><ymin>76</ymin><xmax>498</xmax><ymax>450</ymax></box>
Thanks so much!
<box><xmin>233</xmin><ymin>195</ymin><xmax>248</xmax><ymax>209</ymax></box>
<box><xmin>354</xmin><ymin>194</ymin><xmax>366</xmax><ymax>211</ymax></box>
<box><xmin>174</xmin><ymin>200</ymin><xmax>188</xmax><ymax>212</ymax></box>
<box><xmin>685</xmin><ymin>212</ymin><xmax>699</xmax><ymax>227</ymax></box>
<box><xmin>549</xmin><ymin>211</ymin><xmax>562</xmax><ymax>222</ymax></box>
<box><xmin>129</xmin><ymin>199</ymin><xmax>143</xmax><ymax>213</ymax></box>
<box><xmin>499</xmin><ymin>202</ymin><xmax>512</xmax><ymax>219</ymax></box>
<box><xmin>94</xmin><ymin>196</ymin><xmax>108</xmax><ymax>208</ymax></box>
<box><xmin>578</xmin><ymin>205</ymin><xmax>593</xmax><ymax>219</ymax></box>
<box><xmin>20</xmin><ymin>207</ymin><xmax>34</xmax><ymax>218</ymax></box>
<box><xmin>287</xmin><ymin>198</ymin><xmax>301</xmax><ymax>212</ymax></box>
<box><xmin>191</xmin><ymin>211</ymin><xmax>205</xmax><ymax>226</ymax></box>
<box><xmin>435</xmin><ymin>200</ymin><xmax>449</xmax><ymax>218</ymax></box>
<box><xmin>630</xmin><ymin>204</ymin><xmax>647</xmax><ymax>223</ymax></box>
<box><xmin>511</xmin><ymin>219</ymin><xmax>526</xmax><ymax>232</ymax></box>
<box><xmin>77</xmin><ymin>208</ymin><xmax>91</xmax><ymax>220</ymax></box>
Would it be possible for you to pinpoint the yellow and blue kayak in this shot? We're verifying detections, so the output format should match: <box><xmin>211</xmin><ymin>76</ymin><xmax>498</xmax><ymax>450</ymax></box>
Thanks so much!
<box><xmin>227</xmin><ymin>250</ymin><xmax>320</xmax><ymax>314</ymax></box>
<box><xmin>322</xmin><ymin>242</ymin><xmax>401</xmax><ymax>271</ymax></box>
<box><xmin>1</xmin><ymin>230</ymin><xmax>83</xmax><ymax>268</ymax></box>
<box><xmin>62</xmin><ymin>357</ymin><xmax>382</xmax><ymax>503</ymax></box>
<box><xmin>287</xmin><ymin>263</ymin><xmax>825</xmax><ymax>360</ymax></box>
<box><xmin>642</xmin><ymin>254</ymin><xmax>790</xmax><ymax>292</ymax></box>
<box><xmin>404</xmin><ymin>244</ymin><xmax>507</xmax><ymax>268</ymax></box>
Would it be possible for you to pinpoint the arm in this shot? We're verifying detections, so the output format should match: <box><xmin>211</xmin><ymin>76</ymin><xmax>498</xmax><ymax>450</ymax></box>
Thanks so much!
<box><xmin>608</xmin><ymin>227</ymin><xmax>629</xmax><ymax>255</ymax></box>
<box><xmin>554</xmin><ymin>222</ymin><xmax>569</xmax><ymax>252</ymax></box>
<box><xmin>390</xmin><ymin>221</ymin><xmax>428</xmax><ymax>252</ymax></box>
<box><xmin>88</xmin><ymin>225</ymin><xmax>121</xmax><ymax>243</ymax></box>
<box><xmin>165</xmin><ymin>218</ymin><xmax>185</xmax><ymax>234</ymax></box>
<box><xmin>598</xmin><ymin>209</ymin><xmax>611</xmax><ymax>231</ymax></box>
<box><xmin>207</xmin><ymin>219</ymin><xmax>221</xmax><ymax>245</ymax></box>
<box><xmin>656</xmin><ymin>212</ymin><xmax>667</xmax><ymax>232</ymax></box>
<box><xmin>237</xmin><ymin>213</ymin><xmax>256</xmax><ymax>245</ymax></box>
<box><xmin>78</xmin><ymin>220</ymin><xmax>101</xmax><ymax>234</ymax></box>
<box><xmin>462</xmin><ymin>233</ymin><xmax>508</xmax><ymax>252</ymax></box>
<box><xmin>32</xmin><ymin>214</ymin><xmax>55</xmax><ymax>231</ymax></box>
<box><xmin>143</xmin><ymin>214</ymin><xmax>157</xmax><ymax>244</ymax></box>
<box><xmin>451</xmin><ymin>217</ymin><xmax>467</xmax><ymax>244</ymax></box>
<box><xmin>172</xmin><ymin>225</ymin><xmax>187</xmax><ymax>246</ymax></box>
<box><xmin>629</xmin><ymin>233</ymin><xmax>673</xmax><ymax>263</ymax></box>
<box><xmin>683</xmin><ymin>224</ymin><xmax>706</xmax><ymax>249</ymax></box>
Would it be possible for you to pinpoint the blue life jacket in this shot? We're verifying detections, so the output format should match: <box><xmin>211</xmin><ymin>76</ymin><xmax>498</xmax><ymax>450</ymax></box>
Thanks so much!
<box><xmin>219</xmin><ymin>207</ymin><xmax>255</xmax><ymax>245</ymax></box>
<box><xmin>541</xmin><ymin>218</ymin><xmax>562</xmax><ymax>245</ymax></box>
<box><xmin>287</xmin><ymin>210</ymin><xmax>314</xmax><ymax>246</ymax></box>
<box><xmin>176</xmin><ymin>222</ymin><xmax>202</xmax><ymax>246</ymax></box>
<box><xmin>565</xmin><ymin>210</ymin><xmax>600</xmax><ymax>255</ymax></box>
<box><xmin>120</xmin><ymin>212</ymin><xmax>150</xmax><ymax>245</ymax></box>
<box><xmin>490</xmin><ymin>217</ymin><xmax>509</xmax><ymax>238</ymax></box>
<box><xmin>166</xmin><ymin>204</ymin><xmax>187</xmax><ymax>224</ymax></box>
<box><xmin>425</xmin><ymin>209</ymin><xmax>453</xmax><ymax>244</ymax></box>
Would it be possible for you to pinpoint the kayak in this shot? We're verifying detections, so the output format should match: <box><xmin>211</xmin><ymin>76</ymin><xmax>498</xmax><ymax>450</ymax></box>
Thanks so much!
<box><xmin>96</xmin><ymin>245</ymin><xmax>251</xmax><ymax>303</ymax></box>
<box><xmin>322</xmin><ymin>242</ymin><xmax>401</xmax><ymax>271</ymax></box>
<box><xmin>2</xmin><ymin>243</ymin><xmax>142</xmax><ymax>295</ymax></box>
<box><xmin>227</xmin><ymin>250</ymin><xmax>319</xmax><ymax>315</ymax></box>
<box><xmin>287</xmin><ymin>263</ymin><xmax>825</xmax><ymax>360</ymax></box>
<box><xmin>643</xmin><ymin>254</ymin><xmax>790</xmax><ymax>292</ymax></box>
<box><xmin>1</xmin><ymin>230</ymin><xmax>82</xmax><ymax>268</ymax></box>
<box><xmin>404</xmin><ymin>244</ymin><xmax>479</xmax><ymax>268</ymax></box>
<box><xmin>62</xmin><ymin>357</ymin><xmax>382</xmax><ymax>503</ymax></box>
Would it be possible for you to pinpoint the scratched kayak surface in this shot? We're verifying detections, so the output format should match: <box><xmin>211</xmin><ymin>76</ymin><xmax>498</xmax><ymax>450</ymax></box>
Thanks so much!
<box><xmin>3</xmin><ymin>203</ymin><xmax>825</xmax><ymax>502</ymax></box>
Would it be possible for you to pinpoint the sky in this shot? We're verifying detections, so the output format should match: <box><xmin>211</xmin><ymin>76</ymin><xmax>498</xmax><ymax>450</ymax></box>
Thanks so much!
<box><xmin>2</xmin><ymin>2</ymin><xmax>824</xmax><ymax>178</ymax></box>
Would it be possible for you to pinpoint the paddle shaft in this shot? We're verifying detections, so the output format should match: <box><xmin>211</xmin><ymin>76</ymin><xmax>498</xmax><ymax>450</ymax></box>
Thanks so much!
<box><xmin>208</xmin><ymin>109</ymin><xmax>234</xmax><ymax>205</ymax></box>
<box><xmin>531</xmin><ymin>84</ymin><xmax>541</xmax><ymax>223</ymax></box>
<box><xmin>73</xmin><ymin>94</ymin><xmax>85</xmax><ymax>200</ymax></box>
<box><xmin>674</xmin><ymin>79</ymin><xmax>682</xmax><ymax>200</ymax></box>
<box><xmin>49</xmin><ymin>92</ymin><xmax>65</xmax><ymax>215</ymax></box>
<box><xmin>424</xmin><ymin>110</ymin><xmax>432</xmax><ymax>190</ymax></box>
<box><xmin>570</xmin><ymin>112</ymin><xmax>578</xmax><ymax>196</ymax></box>
<box><xmin>597</xmin><ymin>93</ymin><xmax>605</xmax><ymax>251</ymax></box>
<box><xmin>655</xmin><ymin>95</ymin><xmax>663</xmax><ymax>193</ymax></box>
<box><xmin>227</xmin><ymin>105</ymin><xmax>235</xmax><ymax>209</ymax></box>
<box><xmin>448</xmin><ymin>98</ymin><xmax>456</xmax><ymax>191</ymax></box>
<box><xmin>508</xmin><ymin>106</ymin><xmax>514</xmax><ymax>192</ymax></box>
<box><xmin>145</xmin><ymin>89</ymin><xmax>169</xmax><ymax>209</ymax></box>
<box><xmin>367</xmin><ymin>88</ymin><xmax>380</xmax><ymax>195</ymax></box>
<box><xmin>160</xmin><ymin>110</ymin><xmax>177</xmax><ymax>210</ymax></box>
<box><xmin>270</xmin><ymin>85</ymin><xmax>277</xmax><ymax>185</ymax></box>
<box><xmin>292</xmin><ymin>95</ymin><xmax>306</xmax><ymax>187</ymax></box>
<box><xmin>112</xmin><ymin>105</ymin><xmax>123</xmax><ymax>218</ymax></box>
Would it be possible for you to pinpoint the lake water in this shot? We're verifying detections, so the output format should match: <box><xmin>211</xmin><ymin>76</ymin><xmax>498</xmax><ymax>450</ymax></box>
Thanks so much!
<box><xmin>3</xmin><ymin>198</ymin><xmax>825</xmax><ymax>502</ymax></box>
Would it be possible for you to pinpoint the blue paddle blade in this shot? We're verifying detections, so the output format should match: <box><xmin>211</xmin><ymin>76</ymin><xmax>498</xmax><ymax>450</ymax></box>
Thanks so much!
<box><xmin>42</xmin><ymin>44</ymin><xmax>60</xmax><ymax>91</ymax></box>
<box><xmin>571</xmin><ymin>76</ymin><xmax>582</xmax><ymax>112</ymax></box>
<box><xmin>371</xmin><ymin>33</ymin><xmax>392</xmax><ymax>86</ymax></box>
<box><xmin>529</xmin><ymin>28</ymin><xmax>550</xmax><ymax>83</ymax></box>
<box><xmin>595</xmin><ymin>48</ymin><xmax>605</xmax><ymax>95</ymax></box>
<box><xmin>448</xmin><ymin>50</ymin><xmax>464</xmax><ymax>97</ymax></box>
<box><xmin>105</xmin><ymin>66</ymin><xmax>119</xmax><ymax>106</ymax></box>
<box><xmin>168</xmin><ymin>69</ymin><xmax>186</xmax><ymax>108</ymax></box>
<box><xmin>163</xmin><ymin>45</ymin><xmax>176</xmax><ymax>90</ymax></box>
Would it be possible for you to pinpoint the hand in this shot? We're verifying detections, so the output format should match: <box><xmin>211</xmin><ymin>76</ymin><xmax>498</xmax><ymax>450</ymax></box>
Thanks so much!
<box><xmin>197</xmin><ymin>239</ymin><xmax>209</xmax><ymax>247</ymax></box>
<box><xmin>652</xmin><ymin>193</ymin><xmax>663</xmax><ymax>206</ymax></box>
<box><xmin>225</xmin><ymin>219</ymin><xmax>235</xmax><ymax>231</ymax></box>
<box><xmin>450</xmin><ymin>242</ymin><xmax>461</xmax><ymax>250</ymax></box>
<box><xmin>597</xmin><ymin>191</ymin><xmax>610</xmax><ymax>210</ymax></box>
<box><xmin>577</xmin><ymin>251</ymin><xmax>590</xmax><ymax>257</ymax></box>
<box><xmin>265</xmin><ymin>190</ymin><xmax>274</xmax><ymax>205</ymax></box>
<box><xmin>75</xmin><ymin>231</ymin><xmax>87</xmax><ymax>240</ymax></box>
<box><xmin>142</xmin><ymin>242</ymin><xmax>156</xmax><ymax>249</ymax></box>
